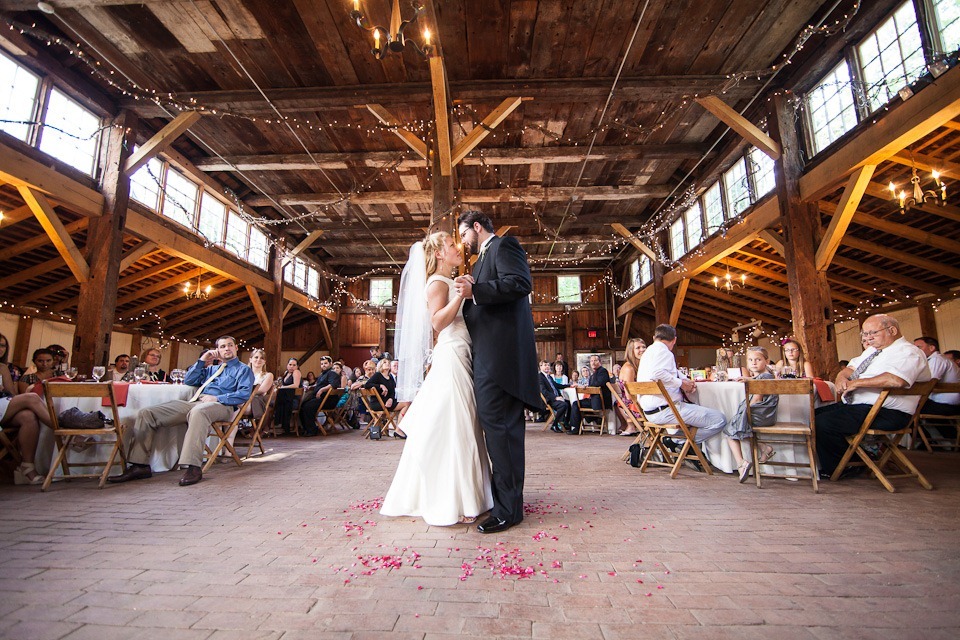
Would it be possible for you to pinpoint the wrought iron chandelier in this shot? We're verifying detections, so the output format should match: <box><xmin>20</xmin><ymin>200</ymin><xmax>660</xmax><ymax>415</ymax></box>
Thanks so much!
<box><xmin>183</xmin><ymin>273</ymin><xmax>212</xmax><ymax>300</ymax></box>
<box><xmin>712</xmin><ymin>260</ymin><xmax>746</xmax><ymax>292</ymax></box>
<box><xmin>888</xmin><ymin>163</ymin><xmax>947</xmax><ymax>215</ymax></box>
<box><xmin>350</xmin><ymin>0</ymin><xmax>433</xmax><ymax>60</ymax></box>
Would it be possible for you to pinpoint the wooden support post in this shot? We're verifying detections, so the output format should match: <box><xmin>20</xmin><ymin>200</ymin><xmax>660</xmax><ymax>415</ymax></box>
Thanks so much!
<box><xmin>565</xmin><ymin>308</ymin><xmax>574</xmax><ymax>362</ymax></box>
<box><xmin>365</xmin><ymin>104</ymin><xmax>428</xmax><ymax>159</ymax></box>
<box><xmin>130</xmin><ymin>331</ymin><xmax>143</xmax><ymax>357</ymax></box>
<box><xmin>815</xmin><ymin>164</ymin><xmax>875</xmax><ymax>271</ymax></box>
<box><xmin>319</xmin><ymin>316</ymin><xmax>333</xmax><ymax>356</ymax></box>
<box><xmin>669</xmin><ymin>279</ymin><xmax>690</xmax><ymax>327</ymax></box>
<box><xmin>119</xmin><ymin>241</ymin><xmax>158</xmax><ymax>272</ymax></box>
<box><xmin>620</xmin><ymin>311</ymin><xmax>633</xmax><ymax>346</ymax></box>
<box><xmin>283</xmin><ymin>230</ymin><xmax>323</xmax><ymax>266</ymax></box>
<box><xmin>246</xmin><ymin>285</ymin><xmax>270</xmax><ymax>334</ymax></box>
<box><xmin>917</xmin><ymin>302</ymin><xmax>938</xmax><ymax>341</ymax></box>
<box><xmin>168</xmin><ymin>341</ymin><xmax>180</xmax><ymax>371</ymax></box>
<box><xmin>73</xmin><ymin>111</ymin><xmax>137</xmax><ymax>373</ymax></box>
<box><xmin>430</xmin><ymin>55</ymin><xmax>453</xmax><ymax>176</ymax></box>
<box><xmin>769</xmin><ymin>94</ymin><xmax>838</xmax><ymax>379</ymax></box>
<box><xmin>652</xmin><ymin>233</ymin><xmax>669</xmax><ymax>325</ymax></box>
<box><xmin>19</xmin><ymin>186</ymin><xmax>90</xmax><ymax>283</ymax></box>
<box><xmin>13</xmin><ymin>316</ymin><xmax>32</xmax><ymax>368</ymax></box>
<box><xmin>265</xmin><ymin>243</ymin><xmax>284</xmax><ymax>375</ymax></box>
<box><xmin>610</xmin><ymin>223</ymin><xmax>658</xmax><ymax>261</ymax></box>
<box><xmin>378</xmin><ymin>308</ymin><xmax>387</xmax><ymax>352</ymax></box>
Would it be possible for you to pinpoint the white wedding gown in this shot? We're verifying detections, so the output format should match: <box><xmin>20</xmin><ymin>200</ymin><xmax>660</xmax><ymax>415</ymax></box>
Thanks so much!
<box><xmin>380</xmin><ymin>275</ymin><xmax>494</xmax><ymax>526</ymax></box>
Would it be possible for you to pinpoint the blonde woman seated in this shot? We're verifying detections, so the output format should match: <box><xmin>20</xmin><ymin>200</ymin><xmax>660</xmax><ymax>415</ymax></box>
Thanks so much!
<box><xmin>347</xmin><ymin>359</ymin><xmax>376</xmax><ymax>428</ymax></box>
<box><xmin>224</xmin><ymin>348</ymin><xmax>275</xmax><ymax>449</ymax></box>
<box><xmin>775</xmin><ymin>337</ymin><xmax>814</xmax><ymax>378</ymax></box>
<box><xmin>616</xmin><ymin>338</ymin><xmax>647</xmax><ymax>436</ymax></box>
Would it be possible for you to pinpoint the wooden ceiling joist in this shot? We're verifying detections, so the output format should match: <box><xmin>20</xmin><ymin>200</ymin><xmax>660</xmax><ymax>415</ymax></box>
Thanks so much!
<box><xmin>819</xmin><ymin>201</ymin><xmax>960</xmax><ymax>255</ymax></box>
<box><xmin>815</xmin><ymin>165</ymin><xmax>875</xmax><ymax>271</ymax></box>
<box><xmin>246</xmin><ymin>285</ymin><xmax>270</xmax><ymax>334</ymax></box>
<box><xmin>119</xmin><ymin>242</ymin><xmax>159</xmax><ymax>272</ymax></box>
<box><xmin>128</xmin><ymin>278</ymin><xmax>239</xmax><ymax>327</ymax></box>
<box><xmin>0</xmin><ymin>255</ymin><xmax>66</xmax><ymax>291</ymax></box>
<box><xmin>610</xmin><ymin>223</ymin><xmax>658</xmax><ymax>262</ymax></box>
<box><xmin>695</xmin><ymin>95</ymin><xmax>780</xmax><ymax>159</ymax></box>
<box><xmin>863</xmin><ymin>182</ymin><xmax>960</xmax><ymax>224</ymax></box>
<box><xmin>193</xmin><ymin>144</ymin><xmax>708</xmax><ymax>172</ymax></box>
<box><xmin>18</xmin><ymin>186</ymin><xmax>89</xmax><ymax>283</ymax></box>
<box><xmin>830</xmin><ymin>255</ymin><xmax>948</xmax><ymax>296</ymax></box>
<box><xmin>841</xmin><ymin>235</ymin><xmax>960</xmax><ymax>281</ymax></box>
<box><xmin>0</xmin><ymin>217</ymin><xmax>87</xmax><ymax>263</ymax></box>
<box><xmin>364</xmin><ymin>104</ymin><xmax>429</xmax><ymax>160</ymax></box>
<box><xmin>124</xmin><ymin>111</ymin><xmax>202</xmax><ymax>176</ymax></box>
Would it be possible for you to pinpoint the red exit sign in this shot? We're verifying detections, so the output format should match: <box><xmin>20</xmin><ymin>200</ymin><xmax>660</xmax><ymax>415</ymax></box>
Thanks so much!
<box><xmin>587</xmin><ymin>329</ymin><xmax>598</xmax><ymax>338</ymax></box>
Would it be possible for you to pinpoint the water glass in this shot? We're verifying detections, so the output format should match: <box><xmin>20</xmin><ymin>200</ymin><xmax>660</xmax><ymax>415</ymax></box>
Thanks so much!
<box><xmin>64</xmin><ymin>367</ymin><xmax>78</xmax><ymax>381</ymax></box>
<box><xmin>133</xmin><ymin>366</ymin><xmax>147</xmax><ymax>384</ymax></box>
<box><xmin>91</xmin><ymin>366</ymin><xmax>105</xmax><ymax>382</ymax></box>
<box><xmin>780</xmin><ymin>366</ymin><xmax>797</xmax><ymax>379</ymax></box>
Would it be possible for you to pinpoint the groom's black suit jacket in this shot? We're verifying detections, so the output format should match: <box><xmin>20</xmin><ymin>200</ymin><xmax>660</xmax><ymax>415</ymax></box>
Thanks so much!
<box><xmin>463</xmin><ymin>235</ymin><xmax>543</xmax><ymax>411</ymax></box>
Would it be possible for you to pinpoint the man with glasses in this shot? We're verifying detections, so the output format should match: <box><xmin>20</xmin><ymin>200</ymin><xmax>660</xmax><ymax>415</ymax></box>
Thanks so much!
<box><xmin>815</xmin><ymin>314</ymin><xmax>930</xmax><ymax>478</ymax></box>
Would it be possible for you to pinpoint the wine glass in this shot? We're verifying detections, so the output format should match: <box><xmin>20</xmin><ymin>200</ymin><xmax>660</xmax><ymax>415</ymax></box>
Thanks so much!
<box><xmin>174</xmin><ymin>369</ymin><xmax>186</xmax><ymax>384</ymax></box>
<box><xmin>64</xmin><ymin>367</ymin><xmax>78</xmax><ymax>381</ymax></box>
<box><xmin>91</xmin><ymin>366</ymin><xmax>105</xmax><ymax>382</ymax></box>
<box><xmin>132</xmin><ymin>366</ymin><xmax>146</xmax><ymax>384</ymax></box>
<box><xmin>780</xmin><ymin>366</ymin><xmax>797</xmax><ymax>379</ymax></box>
<box><xmin>716</xmin><ymin>370</ymin><xmax>728</xmax><ymax>382</ymax></box>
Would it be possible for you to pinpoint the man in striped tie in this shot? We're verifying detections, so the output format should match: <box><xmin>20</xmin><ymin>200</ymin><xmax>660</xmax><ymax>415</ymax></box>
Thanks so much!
<box><xmin>109</xmin><ymin>336</ymin><xmax>255</xmax><ymax>487</ymax></box>
<box><xmin>815</xmin><ymin>314</ymin><xmax>930</xmax><ymax>478</ymax></box>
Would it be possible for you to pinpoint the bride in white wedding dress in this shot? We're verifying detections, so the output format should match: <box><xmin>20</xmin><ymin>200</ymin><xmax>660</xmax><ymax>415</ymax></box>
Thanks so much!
<box><xmin>380</xmin><ymin>232</ymin><xmax>494</xmax><ymax>526</ymax></box>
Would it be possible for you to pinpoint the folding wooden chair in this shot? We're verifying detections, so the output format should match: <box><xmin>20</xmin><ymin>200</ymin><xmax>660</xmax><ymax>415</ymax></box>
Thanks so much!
<box><xmin>540</xmin><ymin>393</ymin><xmax>557</xmax><ymax>431</ymax></box>
<box><xmin>243</xmin><ymin>386</ymin><xmax>276</xmax><ymax>460</ymax></box>
<box><xmin>608</xmin><ymin>382</ymin><xmax>649</xmax><ymax>462</ymax></box>
<box><xmin>577</xmin><ymin>386</ymin><xmax>607</xmax><ymax>434</ymax></box>
<box><xmin>42</xmin><ymin>382</ymin><xmax>126</xmax><ymax>491</ymax></box>
<box><xmin>624</xmin><ymin>381</ymin><xmax>713</xmax><ymax>478</ymax></box>
<box><xmin>0</xmin><ymin>427</ymin><xmax>22</xmax><ymax>466</ymax></box>
<box><xmin>359</xmin><ymin>388</ymin><xmax>400</xmax><ymax>439</ymax></box>
<box><xmin>202</xmin><ymin>388</ymin><xmax>257</xmax><ymax>473</ymax></box>
<box><xmin>830</xmin><ymin>380</ymin><xmax>937</xmax><ymax>492</ymax></box>
<box><xmin>745</xmin><ymin>379</ymin><xmax>819</xmax><ymax>493</ymax></box>
<box><xmin>310</xmin><ymin>387</ymin><xmax>347</xmax><ymax>436</ymax></box>
<box><xmin>914</xmin><ymin>382</ymin><xmax>960</xmax><ymax>452</ymax></box>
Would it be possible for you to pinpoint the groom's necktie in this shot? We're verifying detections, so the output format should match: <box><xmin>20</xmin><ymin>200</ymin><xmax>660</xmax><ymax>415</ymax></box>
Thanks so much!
<box><xmin>545</xmin><ymin>374</ymin><xmax>558</xmax><ymax>397</ymax></box>
<box><xmin>842</xmin><ymin>349</ymin><xmax>882</xmax><ymax>404</ymax></box>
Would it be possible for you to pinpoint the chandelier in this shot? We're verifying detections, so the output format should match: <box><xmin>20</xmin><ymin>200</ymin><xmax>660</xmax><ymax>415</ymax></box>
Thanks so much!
<box><xmin>183</xmin><ymin>273</ymin><xmax>212</xmax><ymax>300</ymax></box>
<box><xmin>350</xmin><ymin>0</ymin><xmax>433</xmax><ymax>60</ymax></box>
<box><xmin>712</xmin><ymin>260</ymin><xmax>746</xmax><ymax>291</ymax></box>
<box><xmin>888</xmin><ymin>163</ymin><xmax>947</xmax><ymax>214</ymax></box>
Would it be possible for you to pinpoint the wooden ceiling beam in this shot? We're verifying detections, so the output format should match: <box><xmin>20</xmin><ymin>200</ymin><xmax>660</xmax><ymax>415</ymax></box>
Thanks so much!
<box><xmin>0</xmin><ymin>204</ymin><xmax>33</xmax><ymax>227</ymax></box>
<box><xmin>122</xmin><ymin>75</ymin><xmax>761</xmax><ymax>117</ymax></box>
<box><xmin>18</xmin><ymin>186</ymin><xmax>89</xmax><ymax>283</ymax></box>
<box><xmin>194</xmin><ymin>144</ymin><xmax>707</xmax><ymax>172</ymax></box>
<box><xmin>830</xmin><ymin>255</ymin><xmax>948</xmax><ymax>295</ymax></box>
<box><xmin>0</xmin><ymin>140</ymin><xmax>104</xmax><ymax>216</ymax></box>
<box><xmin>248</xmin><ymin>184</ymin><xmax>673</xmax><ymax>207</ymax></box>
<box><xmin>610</xmin><ymin>223</ymin><xmax>657</xmax><ymax>262</ymax></box>
<box><xmin>49</xmin><ymin>258</ymin><xmax>187</xmax><ymax>313</ymax></box>
<box><xmin>685</xmin><ymin>282</ymin><xmax>792</xmax><ymax>323</ymax></box>
<box><xmin>819</xmin><ymin>201</ymin><xmax>960</xmax><ymax>255</ymax></box>
<box><xmin>841</xmin><ymin>235</ymin><xmax>960</xmax><ymax>281</ymax></box>
<box><xmin>283</xmin><ymin>230</ymin><xmax>324</xmax><ymax>266</ymax></box>
<box><xmin>815</xmin><ymin>165</ymin><xmax>875</xmax><ymax>271</ymax></box>
<box><xmin>246</xmin><ymin>285</ymin><xmax>270</xmax><ymax>334</ymax></box>
<box><xmin>451</xmin><ymin>97</ymin><xmax>525</xmax><ymax>166</ymax></box>
<box><xmin>114</xmin><ymin>267</ymin><xmax>203</xmax><ymax>307</ymax></box>
<box><xmin>888</xmin><ymin>151</ymin><xmax>960</xmax><ymax>179</ymax></box>
<box><xmin>364</xmin><ymin>104</ymin><xmax>428</xmax><ymax>160</ymax></box>
<box><xmin>163</xmin><ymin>292</ymin><xmax>249</xmax><ymax>333</ymax></box>
<box><xmin>119</xmin><ymin>241</ymin><xmax>159</xmax><ymax>272</ymax></box>
<box><xmin>668</xmin><ymin>279</ymin><xmax>690</xmax><ymax>327</ymax></box>
<box><xmin>124</xmin><ymin>112</ymin><xmax>202</xmax><ymax>176</ymax></box>
<box><xmin>15</xmin><ymin>275</ymin><xmax>78</xmax><ymax>306</ymax></box>
<box><xmin>0</xmin><ymin>218</ymin><xmax>88</xmax><ymax>263</ymax></box>
<box><xmin>695</xmin><ymin>95</ymin><xmax>780</xmax><ymax>159</ymax></box>
<box><xmin>127</xmin><ymin>278</ymin><xmax>238</xmax><ymax>326</ymax></box>
<box><xmin>679</xmin><ymin>303</ymin><xmax>761</xmax><ymax>337</ymax></box>
<box><xmin>757</xmin><ymin>229</ymin><xmax>785</xmax><ymax>255</ymax></box>
<box><xmin>800</xmin><ymin>62</ymin><xmax>960</xmax><ymax>202</ymax></box>
<box><xmin>0</xmin><ymin>255</ymin><xmax>66</xmax><ymax>290</ymax></box>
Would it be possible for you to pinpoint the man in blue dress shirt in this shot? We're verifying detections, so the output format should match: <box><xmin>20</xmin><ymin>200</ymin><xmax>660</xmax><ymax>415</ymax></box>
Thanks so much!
<box><xmin>109</xmin><ymin>336</ymin><xmax>255</xmax><ymax>487</ymax></box>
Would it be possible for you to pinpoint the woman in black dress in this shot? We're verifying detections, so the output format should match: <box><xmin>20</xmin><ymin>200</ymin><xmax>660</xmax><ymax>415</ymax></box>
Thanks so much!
<box><xmin>364</xmin><ymin>358</ymin><xmax>402</xmax><ymax>437</ymax></box>
<box><xmin>274</xmin><ymin>358</ymin><xmax>302</xmax><ymax>435</ymax></box>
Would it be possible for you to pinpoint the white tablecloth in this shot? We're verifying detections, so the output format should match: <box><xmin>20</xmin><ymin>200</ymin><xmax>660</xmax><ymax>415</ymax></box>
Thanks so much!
<box><xmin>689</xmin><ymin>381</ymin><xmax>834</xmax><ymax>474</ymax></box>
<box><xmin>37</xmin><ymin>383</ymin><xmax>195</xmax><ymax>476</ymax></box>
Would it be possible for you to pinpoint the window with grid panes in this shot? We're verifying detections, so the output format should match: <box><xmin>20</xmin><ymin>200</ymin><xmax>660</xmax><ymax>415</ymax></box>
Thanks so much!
<box><xmin>161</xmin><ymin>169</ymin><xmax>199</xmax><ymax>228</ymax></box>
<box><xmin>130</xmin><ymin>156</ymin><xmax>163</xmax><ymax>210</ymax></box>
<box><xmin>247</xmin><ymin>225</ymin><xmax>269</xmax><ymax>270</ymax></box>
<box><xmin>627</xmin><ymin>259</ymin><xmax>640</xmax><ymax>293</ymax></box>
<box><xmin>669</xmin><ymin>217</ymin><xmax>685</xmax><ymax>261</ymax></box>
<box><xmin>557</xmin><ymin>275</ymin><xmax>582</xmax><ymax>304</ymax></box>
<box><xmin>640</xmin><ymin>256</ymin><xmax>652</xmax><ymax>285</ymax></box>
<box><xmin>197</xmin><ymin>192</ymin><xmax>225</xmax><ymax>246</ymax></box>
<box><xmin>308</xmin><ymin>267</ymin><xmax>320</xmax><ymax>297</ymax></box>
<box><xmin>934</xmin><ymin>0</ymin><xmax>960</xmax><ymax>52</ymax></box>
<box><xmin>723</xmin><ymin>158</ymin><xmax>751</xmax><ymax>217</ymax></box>
<box><xmin>703</xmin><ymin>182</ymin><xmax>724</xmax><ymax>234</ymax></box>
<box><xmin>857</xmin><ymin>2</ymin><xmax>925</xmax><ymax>113</ymax></box>
<box><xmin>225</xmin><ymin>210</ymin><xmax>248</xmax><ymax>257</ymax></box>
<box><xmin>369</xmin><ymin>277</ymin><xmax>393</xmax><ymax>306</ymax></box>
<box><xmin>38</xmin><ymin>88</ymin><xmax>101</xmax><ymax>176</ymax></box>
<box><xmin>749</xmin><ymin>147</ymin><xmax>776</xmax><ymax>199</ymax></box>
<box><xmin>805</xmin><ymin>62</ymin><xmax>859</xmax><ymax>154</ymax></box>
<box><xmin>684</xmin><ymin>202</ymin><xmax>703</xmax><ymax>250</ymax></box>
<box><xmin>0</xmin><ymin>52</ymin><xmax>39</xmax><ymax>142</ymax></box>
<box><xmin>293</xmin><ymin>259</ymin><xmax>308</xmax><ymax>291</ymax></box>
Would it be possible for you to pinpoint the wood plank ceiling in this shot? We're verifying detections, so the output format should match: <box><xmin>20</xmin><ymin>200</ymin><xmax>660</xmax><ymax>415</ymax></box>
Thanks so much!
<box><xmin>0</xmin><ymin>0</ymin><xmax>957</xmax><ymax>344</ymax></box>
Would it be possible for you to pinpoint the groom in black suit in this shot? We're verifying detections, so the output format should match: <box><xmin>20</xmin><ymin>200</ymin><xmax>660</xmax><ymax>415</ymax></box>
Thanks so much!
<box><xmin>455</xmin><ymin>210</ymin><xmax>543</xmax><ymax>534</ymax></box>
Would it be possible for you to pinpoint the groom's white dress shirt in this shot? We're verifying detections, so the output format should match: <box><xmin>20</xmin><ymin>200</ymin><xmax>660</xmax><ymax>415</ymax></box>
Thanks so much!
<box><xmin>635</xmin><ymin>340</ymin><xmax>684</xmax><ymax>411</ymax></box>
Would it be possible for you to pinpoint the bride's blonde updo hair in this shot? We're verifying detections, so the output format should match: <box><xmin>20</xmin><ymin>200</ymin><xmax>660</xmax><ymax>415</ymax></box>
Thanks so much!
<box><xmin>422</xmin><ymin>231</ymin><xmax>450</xmax><ymax>278</ymax></box>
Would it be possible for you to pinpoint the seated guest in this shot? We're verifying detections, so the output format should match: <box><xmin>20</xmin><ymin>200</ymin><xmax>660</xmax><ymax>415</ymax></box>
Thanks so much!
<box><xmin>388</xmin><ymin>359</ymin><xmax>412</xmax><ymax>420</ymax></box>
<box><xmin>551</xmin><ymin>361</ymin><xmax>568</xmax><ymax>386</ymax></box>
<box><xmin>109</xmin><ymin>336</ymin><xmax>255</xmax><ymax>487</ymax></box>
<box><xmin>46</xmin><ymin>344</ymin><xmax>69</xmax><ymax>376</ymax></box>
<box><xmin>363</xmin><ymin>358</ymin><xmax>402</xmax><ymax>437</ymax></box>
<box><xmin>724</xmin><ymin>346</ymin><xmax>778</xmax><ymax>483</ymax></box>
<box><xmin>0</xmin><ymin>333</ymin><xmax>19</xmax><ymax>384</ymax></box>
<box><xmin>140</xmin><ymin>348</ymin><xmax>169</xmax><ymax>382</ymax></box>
<box><xmin>577</xmin><ymin>366</ymin><xmax>590</xmax><ymax>387</ymax></box>
<box><xmin>348</xmin><ymin>359</ymin><xmax>377</xmax><ymax>427</ymax></box>
<box><xmin>617</xmin><ymin>338</ymin><xmax>646</xmax><ymax>436</ymax></box>
<box><xmin>17</xmin><ymin>349</ymin><xmax>56</xmax><ymax>394</ymax></box>
<box><xmin>576</xmin><ymin>355</ymin><xmax>611</xmax><ymax>426</ymax></box>
<box><xmin>554</xmin><ymin>352</ymin><xmax>570</xmax><ymax>377</ymax></box>
<box><xmin>246</xmin><ymin>348</ymin><xmax>275</xmax><ymax>420</ymax></box>
<box><xmin>274</xmin><ymin>358</ymin><xmax>302</xmax><ymax>435</ymax></box>
<box><xmin>775</xmin><ymin>337</ymin><xmax>814</xmax><ymax>378</ymax></box>
<box><xmin>611</xmin><ymin>363</ymin><xmax>621</xmax><ymax>382</ymax></box>
<box><xmin>538</xmin><ymin>360</ymin><xmax>578</xmax><ymax>433</ymax></box>
<box><xmin>298</xmin><ymin>356</ymin><xmax>341</xmax><ymax>437</ymax></box>
<box><xmin>944</xmin><ymin>350</ymin><xmax>960</xmax><ymax>365</ymax></box>
<box><xmin>637</xmin><ymin>324</ymin><xmax>726</xmax><ymax>453</ymax></box>
<box><xmin>815</xmin><ymin>314</ymin><xmax>930</xmax><ymax>478</ymax></box>
<box><xmin>913</xmin><ymin>336</ymin><xmax>960</xmax><ymax>422</ymax></box>
<box><xmin>569</xmin><ymin>370</ymin><xmax>580</xmax><ymax>386</ymax></box>
<box><xmin>304</xmin><ymin>371</ymin><xmax>317</xmax><ymax>386</ymax></box>
<box><xmin>111</xmin><ymin>354</ymin><xmax>131</xmax><ymax>382</ymax></box>
<box><xmin>1</xmin><ymin>392</ymin><xmax>54</xmax><ymax>485</ymax></box>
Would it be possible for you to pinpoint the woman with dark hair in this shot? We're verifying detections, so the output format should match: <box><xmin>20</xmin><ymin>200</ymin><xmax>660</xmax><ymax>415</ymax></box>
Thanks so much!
<box><xmin>274</xmin><ymin>357</ymin><xmax>302</xmax><ymax>435</ymax></box>
<box><xmin>17</xmin><ymin>349</ymin><xmax>56</xmax><ymax>395</ymax></box>
<box><xmin>46</xmin><ymin>344</ymin><xmax>68</xmax><ymax>375</ymax></box>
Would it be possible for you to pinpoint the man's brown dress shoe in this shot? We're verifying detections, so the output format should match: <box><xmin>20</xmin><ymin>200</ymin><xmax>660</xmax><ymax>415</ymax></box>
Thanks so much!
<box><xmin>107</xmin><ymin>464</ymin><xmax>152</xmax><ymax>483</ymax></box>
<box><xmin>179</xmin><ymin>465</ymin><xmax>202</xmax><ymax>486</ymax></box>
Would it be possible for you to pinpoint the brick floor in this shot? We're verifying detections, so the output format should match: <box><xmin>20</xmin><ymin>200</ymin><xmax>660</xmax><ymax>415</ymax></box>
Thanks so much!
<box><xmin>2</xmin><ymin>426</ymin><xmax>959</xmax><ymax>639</ymax></box>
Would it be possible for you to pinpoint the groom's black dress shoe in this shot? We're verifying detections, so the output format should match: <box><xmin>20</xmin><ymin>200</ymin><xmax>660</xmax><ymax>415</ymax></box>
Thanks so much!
<box><xmin>477</xmin><ymin>517</ymin><xmax>516</xmax><ymax>534</ymax></box>
<box><xmin>107</xmin><ymin>463</ymin><xmax>152</xmax><ymax>483</ymax></box>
